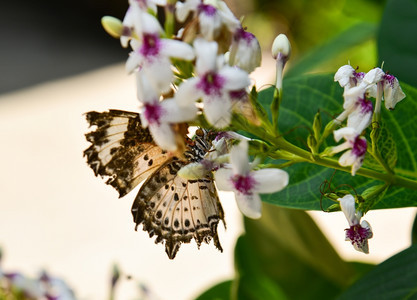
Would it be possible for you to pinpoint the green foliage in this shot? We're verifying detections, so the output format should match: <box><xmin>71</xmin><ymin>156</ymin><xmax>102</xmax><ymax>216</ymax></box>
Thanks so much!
<box><xmin>378</xmin><ymin>0</ymin><xmax>417</xmax><ymax>87</ymax></box>
<box><xmin>232</xmin><ymin>204</ymin><xmax>372</xmax><ymax>299</ymax></box>
<box><xmin>194</xmin><ymin>280</ymin><xmax>233</xmax><ymax>300</ymax></box>
<box><xmin>257</xmin><ymin>75</ymin><xmax>417</xmax><ymax>211</ymax></box>
<box><xmin>285</xmin><ymin>22</ymin><xmax>377</xmax><ymax>78</ymax></box>
<box><xmin>338</xmin><ymin>244</ymin><xmax>417</xmax><ymax>299</ymax></box>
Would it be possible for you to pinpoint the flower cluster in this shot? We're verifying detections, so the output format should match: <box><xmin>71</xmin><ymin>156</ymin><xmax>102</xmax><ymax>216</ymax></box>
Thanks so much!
<box><xmin>0</xmin><ymin>266</ymin><xmax>75</xmax><ymax>300</ymax></box>
<box><xmin>101</xmin><ymin>0</ymin><xmax>292</xmax><ymax>219</ymax></box>
<box><xmin>331</xmin><ymin>65</ymin><xmax>405</xmax><ymax>175</ymax></box>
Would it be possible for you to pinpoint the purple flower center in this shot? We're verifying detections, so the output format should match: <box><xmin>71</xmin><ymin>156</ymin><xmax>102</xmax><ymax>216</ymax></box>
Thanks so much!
<box><xmin>345</xmin><ymin>224</ymin><xmax>373</xmax><ymax>251</ymax></box>
<box><xmin>231</xmin><ymin>174</ymin><xmax>256</xmax><ymax>195</ymax></box>
<box><xmin>234</xmin><ymin>27</ymin><xmax>255</xmax><ymax>44</ymax></box>
<box><xmin>144</xmin><ymin>102</ymin><xmax>163</xmax><ymax>125</ymax></box>
<box><xmin>198</xmin><ymin>4</ymin><xmax>217</xmax><ymax>16</ymax></box>
<box><xmin>122</xmin><ymin>26</ymin><xmax>132</xmax><ymax>37</ymax></box>
<box><xmin>358</xmin><ymin>97</ymin><xmax>373</xmax><ymax>114</ymax></box>
<box><xmin>140</xmin><ymin>33</ymin><xmax>161</xmax><ymax>59</ymax></box>
<box><xmin>384</xmin><ymin>74</ymin><xmax>395</xmax><ymax>88</ymax></box>
<box><xmin>197</xmin><ymin>72</ymin><xmax>225</xmax><ymax>96</ymax></box>
<box><xmin>352</xmin><ymin>136</ymin><xmax>367</xmax><ymax>157</ymax></box>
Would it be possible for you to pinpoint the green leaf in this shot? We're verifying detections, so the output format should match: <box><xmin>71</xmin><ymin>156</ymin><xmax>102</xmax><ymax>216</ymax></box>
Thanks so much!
<box><xmin>194</xmin><ymin>280</ymin><xmax>232</xmax><ymax>300</ymax></box>
<box><xmin>378</xmin><ymin>0</ymin><xmax>417</xmax><ymax>87</ymax></box>
<box><xmin>364</xmin><ymin>121</ymin><xmax>398</xmax><ymax>171</ymax></box>
<box><xmin>286</xmin><ymin>22</ymin><xmax>377</xmax><ymax>78</ymax></box>
<box><xmin>338</xmin><ymin>244</ymin><xmax>417</xmax><ymax>299</ymax></box>
<box><xmin>234</xmin><ymin>236</ymin><xmax>288</xmax><ymax>300</ymax></box>
<box><xmin>257</xmin><ymin>74</ymin><xmax>417</xmax><ymax>210</ymax></box>
<box><xmin>235</xmin><ymin>205</ymin><xmax>358</xmax><ymax>299</ymax></box>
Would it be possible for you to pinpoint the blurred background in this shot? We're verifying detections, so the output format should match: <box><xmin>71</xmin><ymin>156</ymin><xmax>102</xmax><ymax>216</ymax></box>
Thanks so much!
<box><xmin>1</xmin><ymin>0</ymin><xmax>416</xmax><ymax>299</ymax></box>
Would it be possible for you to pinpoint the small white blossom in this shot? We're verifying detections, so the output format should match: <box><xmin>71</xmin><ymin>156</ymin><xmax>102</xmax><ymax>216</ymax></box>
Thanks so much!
<box><xmin>175</xmin><ymin>0</ymin><xmax>240</xmax><ymax>41</ymax></box>
<box><xmin>228</xmin><ymin>27</ymin><xmax>261</xmax><ymax>73</ymax></box>
<box><xmin>382</xmin><ymin>74</ymin><xmax>406</xmax><ymax>110</ymax></box>
<box><xmin>137</xmin><ymin>74</ymin><xmax>198</xmax><ymax>151</ymax></box>
<box><xmin>215</xmin><ymin>140</ymin><xmax>289</xmax><ymax>219</ymax></box>
<box><xmin>338</xmin><ymin>194</ymin><xmax>373</xmax><ymax>254</ymax></box>
<box><xmin>331</xmin><ymin>127</ymin><xmax>367</xmax><ymax>176</ymax></box>
<box><xmin>125</xmin><ymin>13</ymin><xmax>195</xmax><ymax>94</ymax></box>
<box><xmin>334</xmin><ymin>65</ymin><xmax>365</xmax><ymax>91</ymax></box>
<box><xmin>176</xmin><ymin>39</ymin><xmax>251</xmax><ymax>128</ymax></box>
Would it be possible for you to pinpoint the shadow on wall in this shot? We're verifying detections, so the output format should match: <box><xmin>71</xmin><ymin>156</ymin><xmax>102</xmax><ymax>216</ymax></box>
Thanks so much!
<box><xmin>0</xmin><ymin>0</ymin><xmax>128</xmax><ymax>94</ymax></box>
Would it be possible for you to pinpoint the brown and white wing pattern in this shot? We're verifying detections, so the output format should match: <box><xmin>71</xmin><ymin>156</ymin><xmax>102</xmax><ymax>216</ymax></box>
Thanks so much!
<box><xmin>84</xmin><ymin>110</ymin><xmax>170</xmax><ymax>197</ymax></box>
<box><xmin>131</xmin><ymin>157</ymin><xmax>225</xmax><ymax>259</ymax></box>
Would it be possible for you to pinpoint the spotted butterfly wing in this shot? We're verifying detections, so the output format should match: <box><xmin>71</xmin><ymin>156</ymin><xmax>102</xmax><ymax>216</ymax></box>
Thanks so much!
<box><xmin>84</xmin><ymin>110</ymin><xmax>225</xmax><ymax>259</ymax></box>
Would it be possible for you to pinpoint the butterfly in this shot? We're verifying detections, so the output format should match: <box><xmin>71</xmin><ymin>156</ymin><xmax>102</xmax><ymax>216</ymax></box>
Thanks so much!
<box><xmin>84</xmin><ymin>110</ymin><xmax>225</xmax><ymax>259</ymax></box>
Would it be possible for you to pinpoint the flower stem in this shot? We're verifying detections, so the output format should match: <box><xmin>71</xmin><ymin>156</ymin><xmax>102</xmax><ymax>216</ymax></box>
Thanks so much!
<box><xmin>247</xmin><ymin>123</ymin><xmax>417</xmax><ymax>191</ymax></box>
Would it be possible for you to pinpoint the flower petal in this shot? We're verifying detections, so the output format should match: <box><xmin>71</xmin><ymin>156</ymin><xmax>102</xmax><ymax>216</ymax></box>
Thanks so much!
<box><xmin>160</xmin><ymin>98</ymin><xmax>197</xmax><ymax>123</ymax></box>
<box><xmin>194</xmin><ymin>39</ymin><xmax>218</xmax><ymax>74</ymax></box>
<box><xmin>363</xmin><ymin>67</ymin><xmax>385</xmax><ymax>86</ymax></box>
<box><xmin>333</xmin><ymin>127</ymin><xmax>356</xmax><ymax>142</ymax></box>
<box><xmin>252</xmin><ymin>169</ymin><xmax>289</xmax><ymax>194</ymax></box>
<box><xmin>235</xmin><ymin>192</ymin><xmax>262</xmax><ymax>219</ymax></box>
<box><xmin>230</xmin><ymin>139</ymin><xmax>250</xmax><ymax>175</ymax></box>
<box><xmin>126</xmin><ymin>51</ymin><xmax>143</xmax><ymax>74</ymax></box>
<box><xmin>148</xmin><ymin>122</ymin><xmax>177</xmax><ymax>151</ymax></box>
<box><xmin>219</xmin><ymin>66</ymin><xmax>250</xmax><ymax>91</ymax></box>
<box><xmin>214</xmin><ymin>167</ymin><xmax>235</xmax><ymax>191</ymax></box>
<box><xmin>334</xmin><ymin>65</ymin><xmax>355</xmax><ymax>87</ymax></box>
<box><xmin>203</xmin><ymin>95</ymin><xmax>232</xmax><ymax>128</ymax></box>
<box><xmin>160</xmin><ymin>39</ymin><xmax>195</xmax><ymax>61</ymax></box>
<box><xmin>175</xmin><ymin>78</ymin><xmax>202</xmax><ymax>106</ymax></box>
<box><xmin>338</xmin><ymin>194</ymin><xmax>359</xmax><ymax>226</ymax></box>
<box><xmin>143</xmin><ymin>56</ymin><xmax>173</xmax><ymax>94</ymax></box>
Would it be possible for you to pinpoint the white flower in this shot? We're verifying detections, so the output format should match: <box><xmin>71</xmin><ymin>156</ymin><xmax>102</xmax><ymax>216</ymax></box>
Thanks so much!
<box><xmin>175</xmin><ymin>0</ymin><xmax>240</xmax><ymax>40</ymax></box>
<box><xmin>137</xmin><ymin>74</ymin><xmax>198</xmax><ymax>151</ymax></box>
<box><xmin>40</xmin><ymin>271</ymin><xmax>76</xmax><ymax>300</ymax></box>
<box><xmin>120</xmin><ymin>0</ymin><xmax>167</xmax><ymax>47</ymax></box>
<box><xmin>214</xmin><ymin>140</ymin><xmax>289</xmax><ymax>219</ymax></box>
<box><xmin>272</xmin><ymin>34</ymin><xmax>291</xmax><ymax>61</ymax></box>
<box><xmin>334</xmin><ymin>65</ymin><xmax>365</xmax><ymax>91</ymax></box>
<box><xmin>382</xmin><ymin>74</ymin><xmax>406</xmax><ymax>110</ymax></box>
<box><xmin>346</xmin><ymin>96</ymin><xmax>373</xmax><ymax>133</ymax></box>
<box><xmin>331</xmin><ymin>127</ymin><xmax>367</xmax><ymax>176</ymax></box>
<box><xmin>125</xmin><ymin>13</ymin><xmax>195</xmax><ymax>94</ymax></box>
<box><xmin>338</xmin><ymin>194</ymin><xmax>373</xmax><ymax>254</ymax></box>
<box><xmin>176</xmin><ymin>39</ymin><xmax>251</xmax><ymax>128</ymax></box>
<box><xmin>228</xmin><ymin>27</ymin><xmax>261</xmax><ymax>73</ymax></box>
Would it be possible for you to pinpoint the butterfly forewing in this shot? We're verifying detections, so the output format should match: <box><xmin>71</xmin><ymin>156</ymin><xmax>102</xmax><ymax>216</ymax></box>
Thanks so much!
<box><xmin>131</xmin><ymin>158</ymin><xmax>225</xmax><ymax>259</ymax></box>
<box><xmin>84</xmin><ymin>110</ymin><xmax>225</xmax><ymax>259</ymax></box>
<box><xmin>84</xmin><ymin>110</ymin><xmax>170</xmax><ymax>197</ymax></box>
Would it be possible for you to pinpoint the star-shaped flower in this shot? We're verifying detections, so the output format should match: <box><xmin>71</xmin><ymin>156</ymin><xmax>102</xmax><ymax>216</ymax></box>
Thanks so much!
<box><xmin>214</xmin><ymin>140</ymin><xmax>289</xmax><ymax>219</ymax></box>
<box><xmin>125</xmin><ymin>13</ymin><xmax>195</xmax><ymax>94</ymax></box>
<box><xmin>331</xmin><ymin>127</ymin><xmax>367</xmax><ymax>176</ymax></box>
<box><xmin>176</xmin><ymin>39</ymin><xmax>251</xmax><ymax>128</ymax></box>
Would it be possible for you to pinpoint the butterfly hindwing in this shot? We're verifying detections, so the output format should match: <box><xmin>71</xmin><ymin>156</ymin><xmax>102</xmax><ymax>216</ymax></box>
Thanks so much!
<box><xmin>84</xmin><ymin>110</ymin><xmax>170</xmax><ymax>197</ymax></box>
<box><xmin>131</xmin><ymin>157</ymin><xmax>225</xmax><ymax>259</ymax></box>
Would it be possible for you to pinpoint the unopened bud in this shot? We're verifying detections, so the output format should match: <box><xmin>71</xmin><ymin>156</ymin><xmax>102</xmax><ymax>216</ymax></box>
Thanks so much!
<box><xmin>272</xmin><ymin>34</ymin><xmax>291</xmax><ymax>61</ymax></box>
<box><xmin>101</xmin><ymin>16</ymin><xmax>124</xmax><ymax>39</ymax></box>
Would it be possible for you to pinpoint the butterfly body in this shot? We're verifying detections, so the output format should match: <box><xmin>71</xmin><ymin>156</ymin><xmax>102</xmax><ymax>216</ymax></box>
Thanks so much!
<box><xmin>84</xmin><ymin>110</ymin><xmax>224</xmax><ymax>259</ymax></box>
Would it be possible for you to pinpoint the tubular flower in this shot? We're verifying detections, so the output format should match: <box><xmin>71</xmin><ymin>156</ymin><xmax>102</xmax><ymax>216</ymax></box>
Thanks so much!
<box><xmin>338</xmin><ymin>194</ymin><xmax>373</xmax><ymax>254</ymax></box>
<box><xmin>125</xmin><ymin>13</ymin><xmax>195</xmax><ymax>94</ymax></box>
<box><xmin>176</xmin><ymin>39</ymin><xmax>251</xmax><ymax>128</ymax></box>
<box><xmin>137</xmin><ymin>74</ymin><xmax>198</xmax><ymax>151</ymax></box>
<box><xmin>331</xmin><ymin>127</ymin><xmax>367</xmax><ymax>176</ymax></box>
<box><xmin>214</xmin><ymin>140</ymin><xmax>289</xmax><ymax>219</ymax></box>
